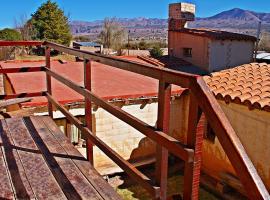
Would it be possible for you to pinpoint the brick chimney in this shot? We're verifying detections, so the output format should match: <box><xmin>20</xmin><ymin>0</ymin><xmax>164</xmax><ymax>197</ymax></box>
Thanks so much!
<box><xmin>169</xmin><ymin>3</ymin><xmax>196</xmax><ymax>30</ymax></box>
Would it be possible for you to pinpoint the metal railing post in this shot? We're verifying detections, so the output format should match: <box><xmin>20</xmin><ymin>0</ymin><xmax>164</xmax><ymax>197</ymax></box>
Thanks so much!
<box><xmin>45</xmin><ymin>46</ymin><xmax>53</xmax><ymax>118</ymax></box>
<box><xmin>155</xmin><ymin>81</ymin><xmax>171</xmax><ymax>200</ymax></box>
<box><xmin>84</xmin><ymin>59</ymin><xmax>94</xmax><ymax>165</ymax></box>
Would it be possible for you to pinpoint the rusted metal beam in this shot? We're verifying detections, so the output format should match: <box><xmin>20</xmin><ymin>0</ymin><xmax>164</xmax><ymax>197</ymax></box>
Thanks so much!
<box><xmin>0</xmin><ymin>41</ymin><xmax>43</xmax><ymax>47</ymax></box>
<box><xmin>45</xmin><ymin>47</ymin><xmax>53</xmax><ymax>118</ymax></box>
<box><xmin>84</xmin><ymin>59</ymin><xmax>93</xmax><ymax>165</ymax></box>
<box><xmin>155</xmin><ymin>81</ymin><xmax>171</xmax><ymax>200</ymax></box>
<box><xmin>46</xmin><ymin>92</ymin><xmax>160</xmax><ymax>199</ymax></box>
<box><xmin>44</xmin><ymin>67</ymin><xmax>194</xmax><ymax>162</ymax></box>
<box><xmin>191</xmin><ymin>77</ymin><xmax>270</xmax><ymax>200</ymax></box>
<box><xmin>183</xmin><ymin>93</ymin><xmax>203</xmax><ymax>200</ymax></box>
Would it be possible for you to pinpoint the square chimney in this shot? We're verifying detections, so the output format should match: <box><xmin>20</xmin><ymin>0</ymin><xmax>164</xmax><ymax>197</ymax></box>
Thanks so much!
<box><xmin>169</xmin><ymin>3</ymin><xmax>196</xmax><ymax>30</ymax></box>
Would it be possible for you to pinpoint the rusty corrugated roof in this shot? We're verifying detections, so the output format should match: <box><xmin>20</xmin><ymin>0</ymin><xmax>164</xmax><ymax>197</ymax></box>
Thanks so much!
<box><xmin>204</xmin><ymin>63</ymin><xmax>270</xmax><ymax>112</ymax></box>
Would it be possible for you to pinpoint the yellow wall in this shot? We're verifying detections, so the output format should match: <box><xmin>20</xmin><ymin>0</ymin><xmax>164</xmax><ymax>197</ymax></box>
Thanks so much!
<box><xmin>201</xmin><ymin>101</ymin><xmax>270</xmax><ymax>191</ymax></box>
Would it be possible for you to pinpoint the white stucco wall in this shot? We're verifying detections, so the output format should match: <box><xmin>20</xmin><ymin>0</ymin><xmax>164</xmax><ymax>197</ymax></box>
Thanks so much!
<box><xmin>209</xmin><ymin>40</ymin><xmax>254</xmax><ymax>72</ymax></box>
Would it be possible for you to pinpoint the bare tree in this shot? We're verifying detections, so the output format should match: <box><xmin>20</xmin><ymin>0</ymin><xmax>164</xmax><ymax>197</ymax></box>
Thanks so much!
<box><xmin>14</xmin><ymin>14</ymin><xmax>37</xmax><ymax>56</ymax></box>
<box><xmin>99</xmin><ymin>18</ymin><xmax>127</xmax><ymax>55</ymax></box>
<box><xmin>259</xmin><ymin>32</ymin><xmax>270</xmax><ymax>52</ymax></box>
<box><xmin>14</xmin><ymin>14</ymin><xmax>35</xmax><ymax>40</ymax></box>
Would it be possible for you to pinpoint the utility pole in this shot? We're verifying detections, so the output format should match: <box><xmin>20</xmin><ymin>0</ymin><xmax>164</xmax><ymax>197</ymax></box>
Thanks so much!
<box><xmin>128</xmin><ymin>30</ymin><xmax>130</xmax><ymax>56</ymax></box>
<box><xmin>254</xmin><ymin>20</ymin><xmax>262</xmax><ymax>62</ymax></box>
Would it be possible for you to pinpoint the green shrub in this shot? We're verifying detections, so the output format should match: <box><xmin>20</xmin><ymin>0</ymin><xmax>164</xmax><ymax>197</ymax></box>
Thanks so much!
<box><xmin>149</xmin><ymin>46</ymin><xmax>163</xmax><ymax>58</ymax></box>
<box><xmin>0</xmin><ymin>28</ymin><xmax>22</xmax><ymax>41</ymax></box>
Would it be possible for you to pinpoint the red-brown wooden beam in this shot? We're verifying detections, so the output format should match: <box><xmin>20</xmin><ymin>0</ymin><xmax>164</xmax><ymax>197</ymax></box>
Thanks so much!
<box><xmin>191</xmin><ymin>78</ymin><xmax>270</xmax><ymax>200</ymax></box>
<box><xmin>65</xmin><ymin>120</ymin><xmax>72</xmax><ymax>142</ymax></box>
<box><xmin>46</xmin><ymin>92</ymin><xmax>160</xmax><ymax>198</ymax></box>
<box><xmin>155</xmin><ymin>81</ymin><xmax>171</xmax><ymax>200</ymax></box>
<box><xmin>183</xmin><ymin>92</ymin><xmax>203</xmax><ymax>200</ymax></box>
<box><xmin>0</xmin><ymin>41</ymin><xmax>43</xmax><ymax>47</ymax></box>
<box><xmin>45</xmin><ymin>47</ymin><xmax>53</xmax><ymax>118</ymax></box>
<box><xmin>0</xmin><ymin>66</ymin><xmax>44</xmax><ymax>74</ymax></box>
<box><xmin>44</xmin><ymin>66</ymin><xmax>194</xmax><ymax>162</ymax></box>
<box><xmin>84</xmin><ymin>59</ymin><xmax>94</xmax><ymax>165</ymax></box>
<box><xmin>44</xmin><ymin>41</ymin><xmax>198</xmax><ymax>88</ymax></box>
<box><xmin>0</xmin><ymin>92</ymin><xmax>46</xmax><ymax>100</ymax></box>
<box><xmin>42</xmin><ymin>41</ymin><xmax>270</xmax><ymax>198</ymax></box>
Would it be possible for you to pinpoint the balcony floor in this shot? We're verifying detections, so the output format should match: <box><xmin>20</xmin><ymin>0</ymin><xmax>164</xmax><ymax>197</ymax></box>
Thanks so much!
<box><xmin>0</xmin><ymin>116</ymin><xmax>121</xmax><ymax>200</ymax></box>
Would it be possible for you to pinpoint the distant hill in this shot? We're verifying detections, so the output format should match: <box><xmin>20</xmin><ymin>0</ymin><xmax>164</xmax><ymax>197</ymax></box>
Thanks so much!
<box><xmin>70</xmin><ymin>18</ymin><xmax>168</xmax><ymax>40</ymax></box>
<box><xmin>70</xmin><ymin>8</ymin><xmax>270</xmax><ymax>40</ymax></box>
<box><xmin>189</xmin><ymin>8</ymin><xmax>270</xmax><ymax>33</ymax></box>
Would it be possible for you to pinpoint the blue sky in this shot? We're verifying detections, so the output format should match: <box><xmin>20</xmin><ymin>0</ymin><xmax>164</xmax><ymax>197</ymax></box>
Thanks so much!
<box><xmin>1</xmin><ymin>0</ymin><xmax>270</xmax><ymax>29</ymax></box>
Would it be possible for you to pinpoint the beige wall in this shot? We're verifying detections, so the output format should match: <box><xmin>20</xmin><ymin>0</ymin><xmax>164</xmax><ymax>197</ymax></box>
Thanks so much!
<box><xmin>75</xmin><ymin>96</ymin><xmax>189</xmax><ymax>175</ymax></box>
<box><xmin>168</xmin><ymin>32</ymin><xmax>210</xmax><ymax>71</ymax></box>
<box><xmin>201</xmin><ymin>101</ymin><xmax>270</xmax><ymax>191</ymax></box>
<box><xmin>209</xmin><ymin>40</ymin><xmax>254</xmax><ymax>72</ymax></box>
<box><xmin>168</xmin><ymin>32</ymin><xmax>255</xmax><ymax>73</ymax></box>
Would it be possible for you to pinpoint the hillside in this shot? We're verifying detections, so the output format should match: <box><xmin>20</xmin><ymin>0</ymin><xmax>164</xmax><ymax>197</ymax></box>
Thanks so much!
<box><xmin>70</xmin><ymin>8</ymin><xmax>270</xmax><ymax>40</ymax></box>
<box><xmin>189</xmin><ymin>8</ymin><xmax>270</xmax><ymax>32</ymax></box>
<box><xmin>70</xmin><ymin>18</ymin><xmax>168</xmax><ymax>40</ymax></box>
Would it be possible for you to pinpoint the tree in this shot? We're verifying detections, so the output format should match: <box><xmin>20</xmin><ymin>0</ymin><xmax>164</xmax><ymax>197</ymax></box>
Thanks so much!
<box><xmin>30</xmin><ymin>0</ymin><xmax>72</xmax><ymax>46</ymax></box>
<box><xmin>259</xmin><ymin>32</ymin><xmax>270</xmax><ymax>52</ymax></box>
<box><xmin>14</xmin><ymin>14</ymin><xmax>35</xmax><ymax>40</ymax></box>
<box><xmin>150</xmin><ymin>46</ymin><xmax>163</xmax><ymax>58</ymax></box>
<box><xmin>0</xmin><ymin>28</ymin><xmax>22</xmax><ymax>41</ymax></box>
<box><xmin>99</xmin><ymin>18</ymin><xmax>126</xmax><ymax>54</ymax></box>
<box><xmin>0</xmin><ymin>28</ymin><xmax>21</xmax><ymax>60</ymax></box>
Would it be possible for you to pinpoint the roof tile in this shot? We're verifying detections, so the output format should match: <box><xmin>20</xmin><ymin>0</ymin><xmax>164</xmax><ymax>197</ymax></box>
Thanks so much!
<box><xmin>204</xmin><ymin>63</ymin><xmax>270</xmax><ymax>112</ymax></box>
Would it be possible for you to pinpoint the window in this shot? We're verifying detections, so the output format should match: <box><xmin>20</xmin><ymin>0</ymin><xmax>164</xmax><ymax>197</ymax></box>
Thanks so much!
<box><xmin>183</xmin><ymin>48</ymin><xmax>192</xmax><ymax>57</ymax></box>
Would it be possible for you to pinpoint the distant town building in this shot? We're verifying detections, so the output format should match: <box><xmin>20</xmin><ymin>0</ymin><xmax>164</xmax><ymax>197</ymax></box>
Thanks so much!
<box><xmin>168</xmin><ymin>3</ymin><xmax>257</xmax><ymax>73</ymax></box>
<box><xmin>256</xmin><ymin>51</ymin><xmax>270</xmax><ymax>64</ymax></box>
<box><xmin>73</xmin><ymin>41</ymin><xmax>103</xmax><ymax>53</ymax></box>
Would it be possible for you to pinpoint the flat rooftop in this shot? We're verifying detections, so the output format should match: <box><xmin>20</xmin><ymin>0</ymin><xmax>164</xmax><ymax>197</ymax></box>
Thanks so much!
<box><xmin>0</xmin><ymin>57</ymin><xmax>183</xmax><ymax>107</ymax></box>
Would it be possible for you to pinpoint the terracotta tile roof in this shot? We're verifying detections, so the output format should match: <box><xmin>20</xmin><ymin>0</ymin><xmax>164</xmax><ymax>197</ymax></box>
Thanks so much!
<box><xmin>203</xmin><ymin>63</ymin><xmax>270</xmax><ymax>112</ymax></box>
<box><xmin>170</xmin><ymin>28</ymin><xmax>257</xmax><ymax>41</ymax></box>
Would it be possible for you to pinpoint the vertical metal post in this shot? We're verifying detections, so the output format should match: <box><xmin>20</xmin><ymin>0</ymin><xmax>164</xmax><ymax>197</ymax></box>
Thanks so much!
<box><xmin>84</xmin><ymin>59</ymin><xmax>93</xmax><ymax>165</ymax></box>
<box><xmin>45</xmin><ymin>46</ymin><xmax>53</xmax><ymax>118</ymax></box>
<box><xmin>156</xmin><ymin>81</ymin><xmax>171</xmax><ymax>200</ymax></box>
<box><xmin>183</xmin><ymin>92</ymin><xmax>203</xmax><ymax>200</ymax></box>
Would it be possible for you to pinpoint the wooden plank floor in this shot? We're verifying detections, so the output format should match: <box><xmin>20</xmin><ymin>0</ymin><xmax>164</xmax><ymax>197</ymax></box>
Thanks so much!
<box><xmin>0</xmin><ymin>116</ymin><xmax>121</xmax><ymax>200</ymax></box>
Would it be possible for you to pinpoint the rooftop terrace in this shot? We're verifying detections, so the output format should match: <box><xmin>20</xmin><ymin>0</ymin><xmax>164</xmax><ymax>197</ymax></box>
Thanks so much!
<box><xmin>0</xmin><ymin>41</ymin><xmax>269</xmax><ymax>200</ymax></box>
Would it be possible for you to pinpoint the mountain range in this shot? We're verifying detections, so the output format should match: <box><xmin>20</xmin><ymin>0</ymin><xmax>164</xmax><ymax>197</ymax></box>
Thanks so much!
<box><xmin>189</xmin><ymin>8</ymin><xmax>270</xmax><ymax>30</ymax></box>
<box><xmin>70</xmin><ymin>8</ymin><xmax>270</xmax><ymax>39</ymax></box>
